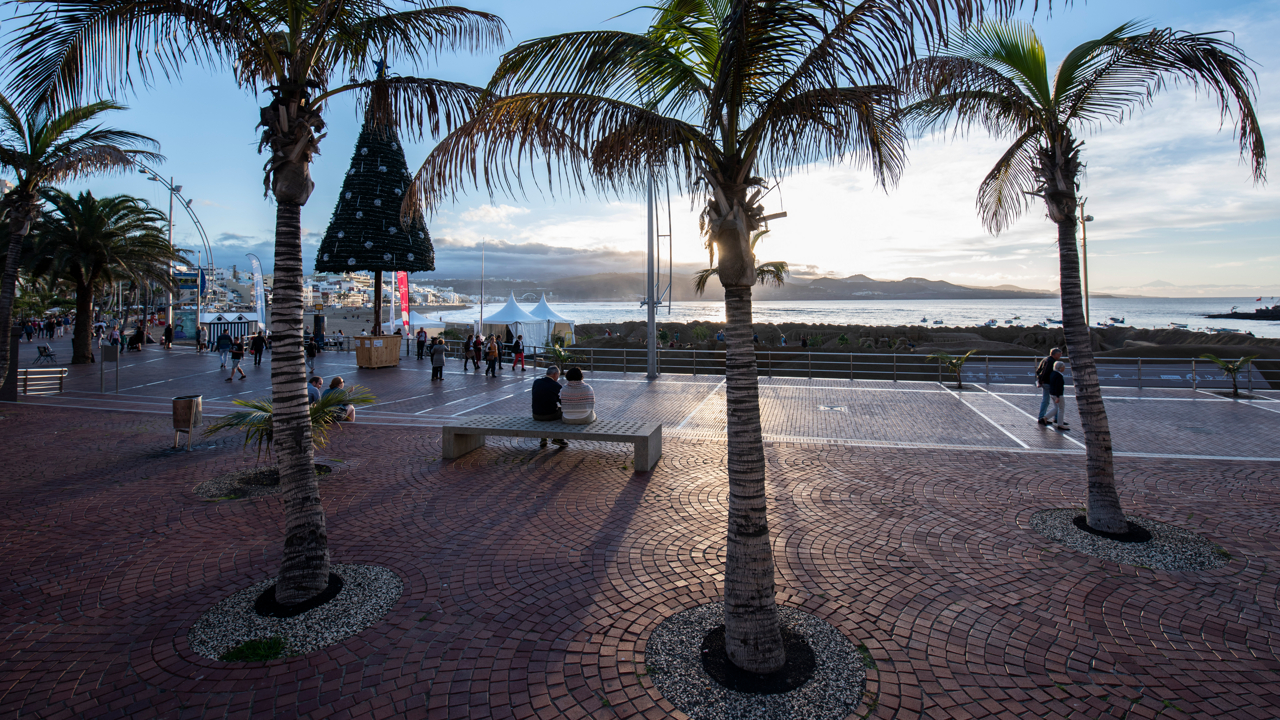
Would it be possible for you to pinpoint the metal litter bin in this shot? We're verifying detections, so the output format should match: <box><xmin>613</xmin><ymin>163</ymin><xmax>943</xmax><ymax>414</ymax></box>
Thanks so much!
<box><xmin>172</xmin><ymin>395</ymin><xmax>203</xmax><ymax>451</ymax></box>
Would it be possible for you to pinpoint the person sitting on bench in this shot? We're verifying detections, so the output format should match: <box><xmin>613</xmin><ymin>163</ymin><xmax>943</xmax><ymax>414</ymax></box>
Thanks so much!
<box><xmin>531</xmin><ymin>365</ymin><xmax>567</xmax><ymax>448</ymax></box>
<box><xmin>560</xmin><ymin>366</ymin><xmax>596</xmax><ymax>425</ymax></box>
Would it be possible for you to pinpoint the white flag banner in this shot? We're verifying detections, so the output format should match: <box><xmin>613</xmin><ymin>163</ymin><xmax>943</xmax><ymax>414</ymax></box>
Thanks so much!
<box><xmin>246</xmin><ymin>253</ymin><xmax>266</xmax><ymax>330</ymax></box>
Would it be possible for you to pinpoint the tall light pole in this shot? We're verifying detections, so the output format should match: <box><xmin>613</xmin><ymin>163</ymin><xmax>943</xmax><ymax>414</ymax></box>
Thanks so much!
<box><xmin>143</xmin><ymin>172</ymin><xmax>181</xmax><ymax>326</ymax></box>
<box><xmin>645</xmin><ymin>170</ymin><xmax>657</xmax><ymax>380</ymax></box>
<box><xmin>1079</xmin><ymin>199</ymin><xmax>1094</xmax><ymax>327</ymax></box>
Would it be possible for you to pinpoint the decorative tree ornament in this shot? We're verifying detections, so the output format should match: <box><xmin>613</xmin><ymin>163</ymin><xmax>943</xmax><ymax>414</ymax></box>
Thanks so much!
<box><xmin>313</xmin><ymin>71</ymin><xmax>435</xmax><ymax>334</ymax></box>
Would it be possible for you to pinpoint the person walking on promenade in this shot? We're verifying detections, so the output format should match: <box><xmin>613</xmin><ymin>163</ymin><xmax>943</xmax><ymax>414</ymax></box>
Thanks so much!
<box><xmin>162</xmin><ymin>323</ymin><xmax>173</xmax><ymax>349</ymax></box>
<box><xmin>197</xmin><ymin>326</ymin><xmax>207</xmax><ymax>353</ymax></box>
<box><xmin>484</xmin><ymin>335</ymin><xmax>500</xmax><ymax>377</ymax></box>
<box><xmin>511</xmin><ymin>334</ymin><xmax>526</xmax><ymax>371</ymax></box>
<box><xmin>472</xmin><ymin>334</ymin><xmax>484</xmax><ymax>372</ymax></box>
<box><xmin>1049</xmin><ymin>360</ymin><xmax>1070</xmax><ymax>431</ymax></box>
<box><xmin>1035</xmin><ymin>348</ymin><xmax>1063</xmax><ymax>426</ymax></box>
<box><xmin>250</xmin><ymin>330</ymin><xmax>267</xmax><ymax>366</ymax></box>
<box><xmin>560</xmin><ymin>367</ymin><xmax>596</xmax><ymax>425</ymax></box>
<box><xmin>430</xmin><ymin>337</ymin><xmax>446</xmax><ymax>380</ymax></box>
<box><xmin>416</xmin><ymin>327</ymin><xmax>428</xmax><ymax>360</ymax></box>
<box><xmin>226</xmin><ymin>338</ymin><xmax>247</xmax><ymax>381</ymax></box>
<box><xmin>305</xmin><ymin>335</ymin><xmax>318</xmax><ymax>374</ymax></box>
<box><xmin>215</xmin><ymin>330</ymin><xmax>233</xmax><ymax>368</ymax></box>
<box><xmin>464</xmin><ymin>334</ymin><xmax>475</xmax><ymax>370</ymax></box>
<box><xmin>532</xmin><ymin>365</ymin><xmax>567</xmax><ymax>448</ymax></box>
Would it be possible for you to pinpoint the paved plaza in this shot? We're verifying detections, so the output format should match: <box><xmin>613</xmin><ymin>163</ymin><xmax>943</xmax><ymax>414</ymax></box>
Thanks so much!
<box><xmin>2</xmin><ymin>336</ymin><xmax>1279</xmax><ymax>718</ymax></box>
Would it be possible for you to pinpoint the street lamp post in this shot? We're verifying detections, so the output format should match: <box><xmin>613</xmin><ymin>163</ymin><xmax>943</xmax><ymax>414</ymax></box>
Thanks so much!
<box><xmin>143</xmin><ymin>170</ymin><xmax>181</xmax><ymax>326</ymax></box>
<box><xmin>1079</xmin><ymin>199</ymin><xmax>1094</xmax><ymax>328</ymax></box>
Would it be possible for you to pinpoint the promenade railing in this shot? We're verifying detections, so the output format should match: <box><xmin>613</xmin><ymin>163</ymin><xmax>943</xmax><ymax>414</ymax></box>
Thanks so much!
<box><xmin>370</xmin><ymin>339</ymin><xmax>1272</xmax><ymax>392</ymax></box>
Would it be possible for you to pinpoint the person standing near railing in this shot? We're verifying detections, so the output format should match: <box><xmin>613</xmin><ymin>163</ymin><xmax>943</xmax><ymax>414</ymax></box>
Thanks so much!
<box><xmin>484</xmin><ymin>335</ymin><xmax>500</xmax><ymax>377</ymax></box>
<box><xmin>430</xmin><ymin>337</ymin><xmax>446</xmax><ymax>380</ymax></box>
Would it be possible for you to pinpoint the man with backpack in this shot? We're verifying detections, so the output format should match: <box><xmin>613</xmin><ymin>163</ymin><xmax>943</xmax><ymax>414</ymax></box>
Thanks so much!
<box><xmin>1035</xmin><ymin>348</ymin><xmax>1063</xmax><ymax>427</ymax></box>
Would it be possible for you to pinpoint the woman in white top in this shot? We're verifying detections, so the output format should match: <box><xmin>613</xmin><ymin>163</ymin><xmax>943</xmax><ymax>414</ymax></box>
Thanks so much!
<box><xmin>560</xmin><ymin>367</ymin><xmax>596</xmax><ymax>424</ymax></box>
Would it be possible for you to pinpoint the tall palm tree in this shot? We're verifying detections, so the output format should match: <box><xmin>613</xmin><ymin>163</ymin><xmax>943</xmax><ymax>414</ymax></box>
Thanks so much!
<box><xmin>0</xmin><ymin>95</ymin><xmax>160</xmax><ymax>389</ymax></box>
<box><xmin>901</xmin><ymin>22</ymin><xmax>1265</xmax><ymax>534</ymax></box>
<box><xmin>6</xmin><ymin>0</ymin><xmax>505</xmax><ymax>605</ymax></box>
<box><xmin>411</xmin><ymin>0</ymin><xmax>1013</xmax><ymax>674</ymax></box>
<box><xmin>693</xmin><ymin>229</ymin><xmax>788</xmax><ymax>294</ymax></box>
<box><xmin>28</xmin><ymin>189</ymin><xmax>185</xmax><ymax>364</ymax></box>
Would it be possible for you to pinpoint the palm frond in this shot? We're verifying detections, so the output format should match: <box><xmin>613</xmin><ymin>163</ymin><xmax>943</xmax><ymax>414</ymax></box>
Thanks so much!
<box><xmin>1059</xmin><ymin>26</ymin><xmax>1265</xmax><ymax>181</ymax></box>
<box><xmin>755</xmin><ymin>260</ymin><xmax>788</xmax><ymax>287</ymax></box>
<box><xmin>326</xmin><ymin>4</ymin><xmax>506</xmax><ymax>70</ymax></box>
<box><xmin>951</xmin><ymin>21</ymin><xmax>1052</xmax><ymax>108</ymax></box>
<box><xmin>976</xmin><ymin>126</ymin><xmax>1040</xmax><ymax>234</ymax></box>
<box><xmin>3</xmin><ymin>0</ymin><xmax>243</xmax><ymax>112</ymax></box>
<box><xmin>693</xmin><ymin>266</ymin><xmax>717</xmax><ymax>294</ymax></box>
<box><xmin>319</xmin><ymin>77</ymin><xmax>486</xmax><ymax>139</ymax></box>
<box><xmin>898</xmin><ymin>56</ymin><xmax>1040</xmax><ymax>139</ymax></box>
<box><xmin>409</xmin><ymin>91</ymin><xmax>710</xmax><ymax>213</ymax></box>
<box><xmin>491</xmin><ymin>31</ymin><xmax>709</xmax><ymax>117</ymax></box>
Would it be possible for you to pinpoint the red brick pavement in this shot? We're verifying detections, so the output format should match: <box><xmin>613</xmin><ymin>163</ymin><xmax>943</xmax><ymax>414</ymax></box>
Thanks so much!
<box><xmin>1</xmin><ymin>402</ymin><xmax>1278</xmax><ymax>719</ymax></box>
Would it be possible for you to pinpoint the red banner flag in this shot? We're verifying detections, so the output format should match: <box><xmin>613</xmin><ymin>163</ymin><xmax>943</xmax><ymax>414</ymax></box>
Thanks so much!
<box><xmin>398</xmin><ymin>271</ymin><xmax>410</xmax><ymax>330</ymax></box>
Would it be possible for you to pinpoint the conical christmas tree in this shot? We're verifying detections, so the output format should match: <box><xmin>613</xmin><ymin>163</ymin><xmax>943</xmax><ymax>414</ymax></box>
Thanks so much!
<box><xmin>315</xmin><ymin>81</ymin><xmax>432</xmax><ymax>332</ymax></box>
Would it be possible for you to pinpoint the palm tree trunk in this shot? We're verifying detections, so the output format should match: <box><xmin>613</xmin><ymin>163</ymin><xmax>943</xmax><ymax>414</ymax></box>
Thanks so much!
<box><xmin>271</xmin><ymin>199</ymin><xmax>330</xmax><ymax>604</ymax></box>
<box><xmin>1056</xmin><ymin>218</ymin><xmax>1126</xmax><ymax>534</ymax></box>
<box><xmin>0</xmin><ymin>221</ymin><xmax>30</xmax><ymax>385</ymax></box>
<box><xmin>72</xmin><ymin>282</ymin><xmax>95</xmax><ymax>364</ymax></box>
<box><xmin>722</xmin><ymin>284</ymin><xmax>785</xmax><ymax>674</ymax></box>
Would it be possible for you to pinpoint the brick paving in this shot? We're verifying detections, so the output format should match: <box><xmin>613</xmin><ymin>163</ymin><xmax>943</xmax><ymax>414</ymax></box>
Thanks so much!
<box><xmin>3</xmin><ymin>335</ymin><xmax>1280</xmax><ymax>718</ymax></box>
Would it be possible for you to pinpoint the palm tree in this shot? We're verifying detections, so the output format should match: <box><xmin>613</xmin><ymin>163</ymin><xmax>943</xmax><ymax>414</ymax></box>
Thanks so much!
<box><xmin>1198</xmin><ymin>353</ymin><xmax>1258</xmax><ymax>397</ymax></box>
<box><xmin>28</xmin><ymin>189</ymin><xmax>184</xmax><ymax>364</ymax></box>
<box><xmin>410</xmin><ymin>0</ymin><xmax>1009</xmax><ymax>674</ymax></box>
<box><xmin>927</xmin><ymin>349</ymin><xmax>976</xmax><ymax>388</ymax></box>
<box><xmin>693</xmin><ymin>230</ymin><xmax>788</xmax><ymax>295</ymax></box>
<box><xmin>901</xmin><ymin>21</ymin><xmax>1265</xmax><ymax>534</ymax></box>
<box><xmin>0</xmin><ymin>95</ymin><xmax>160</xmax><ymax>388</ymax></box>
<box><xmin>7</xmin><ymin>0</ymin><xmax>505</xmax><ymax>605</ymax></box>
<box><xmin>204</xmin><ymin>384</ymin><xmax>377</xmax><ymax>458</ymax></box>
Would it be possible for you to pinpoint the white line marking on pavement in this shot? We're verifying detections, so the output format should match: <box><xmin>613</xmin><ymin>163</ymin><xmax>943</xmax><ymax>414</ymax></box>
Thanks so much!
<box><xmin>976</xmin><ymin>386</ymin><xmax>1086</xmax><ymax>449</ymax></box>
<box><xmin>938</xmin><ymin>383</ymin><xmax>1028</xmax><ymax>449</ymax></box>
<box><xmin>451</xmin><ymin>394</ymin><xmax>515</xmax><ymax>416</ymax></box>
<box><xmin>677</xmin><ymin>380</ymin><xmax>725</xmax><ymax>430</ymax></box>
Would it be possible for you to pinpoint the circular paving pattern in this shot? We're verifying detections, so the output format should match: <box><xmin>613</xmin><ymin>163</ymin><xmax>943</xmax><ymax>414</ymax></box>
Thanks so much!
<box><xmin>187</xmin><ymin>563</ymin><xmax>401</xmax><ymax>660</ymax></box>
<box><xmin>2</xmin><ymin>404</ymin><xmax>1279</xmax><ymax>719</ymax></box>
<box><xmin>1030</xmin><ymin>508</ymin><xmax>1230</xmax><ymax>571</ymax></box>
<box><xmin>646</xmin><ymin>603</ymin><xmax>864</xmax><ymax>720</ymax></box>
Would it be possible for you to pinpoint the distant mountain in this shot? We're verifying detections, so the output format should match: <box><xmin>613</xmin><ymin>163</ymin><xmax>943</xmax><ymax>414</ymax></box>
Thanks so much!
<box><xmin>432</xmin><ymin>272</ymin><xmax>1057</xmax><ymax>302</ymax></box>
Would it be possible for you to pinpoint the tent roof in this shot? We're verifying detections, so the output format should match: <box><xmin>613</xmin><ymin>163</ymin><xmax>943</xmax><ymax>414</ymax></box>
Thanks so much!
<box><xmin>483</xmin><ymin>293</ymin><xmax>539</xmax><ymax>324</ymax></box>
<box><xmin>528</xmin><ymin>294</ymin><xmax>573</xmax><ymax>323</ymax></box>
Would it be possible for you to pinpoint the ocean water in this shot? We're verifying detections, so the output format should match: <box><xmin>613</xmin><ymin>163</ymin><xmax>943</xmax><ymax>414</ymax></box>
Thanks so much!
<box><xmin>431</xmin><ymin>297</ymin><xmax>1280</xmax><ymax>339</ymax></box>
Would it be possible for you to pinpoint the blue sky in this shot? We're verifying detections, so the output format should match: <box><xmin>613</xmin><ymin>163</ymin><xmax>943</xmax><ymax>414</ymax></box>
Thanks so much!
<box><xmin>14</xmin><ymin>0</ymin><xmax>1280</xmax><ymax>296</ymax></box>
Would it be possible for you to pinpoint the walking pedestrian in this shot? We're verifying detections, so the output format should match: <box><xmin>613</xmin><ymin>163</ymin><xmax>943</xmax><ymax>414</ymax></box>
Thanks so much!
<box><xmin>215</xmin><ymin>330</ymin><xmax>233</xmax><ymax>367</ymax></box>
<box><xmin>162</xmin><ymin>323</ymin><xmax>173</xmax><ymax>349</ymax></box>
<box><xmin>1049</xmin><ymin>360</ymin><xmax>1070</xmax><ymax>431</ymax></box>
<box><xmin>250</xmin><ymin>330</ymin><xmax>267</xmax><ymax>366</ymax></box>
<box><xmin>197</xmin><ymin>326</ymin><xmax>207</xmax><ymax>353</ymax></box>
<box><xmin>472</xmin><ymin>334</ymin><xmax>484</xmax><ymax>372</ymax></box>
<box><xmin>512</xmin><ymin>334</ymin><xmax>526</xmax><ymax>370</ymax></box>
<box><xmin>430</xmin><ymin>337</ymin><xmax>446</xmax><ymax>380</ymax></box>
<box><xmin>1035</xmin><ymin>348</ymin><xmax>1063</xmax><ymax>426</ymax></box>
<box><xmin>416</xmin><ymin>327</ymin><xmax>428</xmax><ymax>360</ymax></box>
<box><xmin>484</xmin><ymin>335</ymin><xmax>499</xmax><ymax>377</ymax></box>
<box><xmin>226</xmin><ymin>338</ymin><xmax>248</xmax><ymax>381</ymax></box>
<box><xmin>464</xmin><ymin>334</ymin><xmax>475</xmax><ymax>370</ymax></box>
<box><xmin>305</xmin><ymin>335</ymin><xmax>318</xmax><ymax>374</ymax></box>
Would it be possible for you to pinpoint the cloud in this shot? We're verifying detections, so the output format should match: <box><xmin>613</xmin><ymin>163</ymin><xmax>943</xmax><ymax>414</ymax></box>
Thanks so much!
<box><xmin>459</xmin><ymin>204</ymin><xmax>533</xmax><ymax>224</ymax></box>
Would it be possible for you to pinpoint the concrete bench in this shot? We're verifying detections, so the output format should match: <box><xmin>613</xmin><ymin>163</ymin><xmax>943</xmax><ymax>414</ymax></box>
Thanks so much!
<box><xmin>441</xmin><ymin>415</ymin><xmax>662</xmax><ymax>471</ymax></box>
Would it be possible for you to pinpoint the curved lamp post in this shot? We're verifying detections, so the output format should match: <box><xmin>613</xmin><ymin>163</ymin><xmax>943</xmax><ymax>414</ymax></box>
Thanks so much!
<box><xmin>1079</xmin><ymin>199</ymin><xmax>1095</xmax><ymax>327</ymax></box>
<box><xmin>137</xmin><ymin>164</ymin><xmax>216</xmax><ymax>325</ymax></box>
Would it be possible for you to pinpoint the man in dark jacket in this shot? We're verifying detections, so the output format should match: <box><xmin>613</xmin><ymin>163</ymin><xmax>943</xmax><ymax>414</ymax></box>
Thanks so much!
<box><xmin>1035</xmin><ymin>348</ymin><xmax>1063</xmax><ymax>426</ymax></box>
<box><xmin>250</xmin><ymin>331</ymin><xmax>267</xmax><ymax>365</ymax></box>
<box><xmin>531</xmin><ymin>365</ymin><xmax>567</xmax><ymax>448</ymax></box>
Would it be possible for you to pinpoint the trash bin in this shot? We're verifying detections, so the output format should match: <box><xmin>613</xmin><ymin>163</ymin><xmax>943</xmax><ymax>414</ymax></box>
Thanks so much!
<box><xmin>172</xmin><ymin>395</ymin><xmax>203</xmax><ymax>450</ymax></box>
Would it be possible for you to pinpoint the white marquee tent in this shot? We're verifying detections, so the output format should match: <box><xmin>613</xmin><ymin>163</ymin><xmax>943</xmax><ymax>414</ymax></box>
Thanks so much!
<box><xmin>528</xmin><ymin>294</ymin><xmax>576</xmax><ymax>346</ymax></box>
<box><xmin>482</xmin><ymin>293</ymin><xmax>546</xmax><ymax>347</ymax></box>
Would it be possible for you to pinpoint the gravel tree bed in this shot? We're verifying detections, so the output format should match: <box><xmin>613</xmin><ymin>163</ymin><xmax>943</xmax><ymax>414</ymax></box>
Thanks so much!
<box><xmin>187</xmin><ymin>563</ymin><xmax>401</xmax><ymax>660</ymax></box>
<box><xmin>1031</xmin><ymin>509</ymin><xmax>1229</xmax><ymax>571</ymax></box>
<box><xmin>193</xmin><ymin>463</ymin><xmax>333</xmax><ymax>500</ymax></box>
<box><xmin>645</xmin><ymin>603</ymin><xmax>865</xmax><ymax>720</ymax></box>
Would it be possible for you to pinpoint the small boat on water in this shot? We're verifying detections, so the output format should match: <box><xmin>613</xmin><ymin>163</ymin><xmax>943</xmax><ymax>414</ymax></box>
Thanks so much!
<box><xmin>983</xmin><ymin>318</ymin><xmax>998</xmax><ymax>327</ymax></box>
<box><xmin>1109</xmin><ymin>317</ymin><xmax>1125</xmax><ymax>324</ymax></box>
<box><xmin>1170</xmin><ymin>322</ymin><xmax>1188</xmax><ymax>329</ymax></box>
<box><xmin>1208</xmin><ymin>327</ymin><xmax>1241</xmax><ymax>334</ymax></box>
<box><xmin>932</xmin><ymin>319</ymin><xmax>944</xmax><ymax>325</ymax></box>
<box><xmin>1004</xmin><ymin>320</ymin><xmax>1014</xmax><ymax>325</ymax></box>
<box><xmin>1045</xmin><ymin>317</ymin><xmax>1062</xmax><ymax>324</ymax></box>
